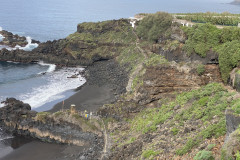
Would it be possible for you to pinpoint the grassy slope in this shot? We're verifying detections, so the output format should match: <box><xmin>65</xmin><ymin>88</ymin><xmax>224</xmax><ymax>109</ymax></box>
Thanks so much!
<box><xmin>109</xmin><ymin>83</ymin><xmax>240</xmax><ymax>159</ymax></box>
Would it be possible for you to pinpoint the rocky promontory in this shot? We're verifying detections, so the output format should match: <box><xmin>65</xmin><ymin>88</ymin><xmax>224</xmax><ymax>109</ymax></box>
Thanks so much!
<box><xmin>231</xmin><ymin>0</ymin><xmax>240</xmax><ymax>5</ymax></box>
<box><xmin>0</xmin><ymin>98</ymin><xmax>104</xmax><ymax>159</ymax></box>
<box><xmin>0</xmin><ymin>19</ymin><xmax>133</xmax><ymax>66</ymax></box>
<box><xmin>0</xmin><ymin>30</ymin><xmax>39</xmax><ymax>47</ymax></box>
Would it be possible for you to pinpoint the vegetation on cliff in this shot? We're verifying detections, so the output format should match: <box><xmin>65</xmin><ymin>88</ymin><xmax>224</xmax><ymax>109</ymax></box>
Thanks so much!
<box><xmin>64</xmin><ymin>19</ymin><xmax>136</xmax><ymax>64</ymax></box>
<box><xmin>136</xmin><ymin>12</ymin><xmax>173</xmax><ymax>42</ymax></box>
<box><xmin>217</xmin><ymin>41</ymin><xmax>240</xmax><ymax>83</ymax></box>
<box><xmin>182</xmin><ymin>23</ymin><xmax>240</xmax><ymax>83</ymax></box>
<box><xmin>106</xmin><ymin>83</ymin><xmax>239</xmax><ymax>159</ymax></box>
<box><xmin>176</xmin><ymin>12</ymin><xmax>240</xmax><ymax>26</ymax></box>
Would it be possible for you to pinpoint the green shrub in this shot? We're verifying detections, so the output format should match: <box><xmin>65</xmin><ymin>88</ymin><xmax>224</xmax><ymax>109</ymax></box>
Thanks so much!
<box><xmin>136</xmin><ymin>12</ymin><xmax>173</xmax><ymax>42</ymax></box>
<box><xmin>216</xmin><ymin>40</ymin><xmax>240</xmax><ymax>83</ymax></box>
<box><xmin>53</xmin><ymin>111</ymin><xmax>64</xmax><ymax>117</ymax></box>
<box><xmin>171</xmin><ymin>127</ymin><xmax>179</xmax><ymax>135</ymax></box>
<box><xmin>236</xmin><ymin>151</ymin><xmax>240</xmax><ymax>160</ymax></box>
<box><xmin>197</xmin><ymin>64</ymin><xmax>205</xmax><ymax>75</ymax></box>
<box><xmin>176</xmin><ymin>138</ymin><xmax>200</xmax><ymax>155</ymax></box>
<box><xmin>182</xmin><ymin>23</ymin><xmax>221</xmax><ymax>57</ymax></box>
<box><xmin>142</xmin><ymin>149</ymin><xmax>159</xmax><ymax>159</ymax></box>
<box><xmin>194</xmin><ymin>150</ymin><xmax>214</xmax><ymax>160</ymax></box>
<box><xmin>207</xmin><ymin>144</ymin><xmax>216</xmax><ymax>151</ymax></box>
<box><xmin>144</xmin><ymin>54</ymin><xmax>168</xmax><ymax>67</ymax></box>
<box><xmin>35</xmin><ymin>112</ymin><xmax>50</xmax><ymax>122</ymax></box>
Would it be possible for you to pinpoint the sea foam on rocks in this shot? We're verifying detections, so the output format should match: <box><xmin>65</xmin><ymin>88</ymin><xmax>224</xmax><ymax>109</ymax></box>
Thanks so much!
<box><xmin>15</xmin><ymin>36</ymin><xmax>38</xmax><ymax>51</ymax></box>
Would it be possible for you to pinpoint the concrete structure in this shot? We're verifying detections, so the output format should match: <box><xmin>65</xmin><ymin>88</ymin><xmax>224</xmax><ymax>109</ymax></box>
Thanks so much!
<box><xmin>172</xmin><ymin>19</ymin><xmax>194</xmax><ymax>27</ymax></box>
<box><xmin>70</xmin><ymin>104</ymin><xmax>76</xmax><ymax>115</ymax></box>
<box><xmin>129</xmin><ymin>16</ymin><xmax>144</xmax><ymax>28</ymax></box>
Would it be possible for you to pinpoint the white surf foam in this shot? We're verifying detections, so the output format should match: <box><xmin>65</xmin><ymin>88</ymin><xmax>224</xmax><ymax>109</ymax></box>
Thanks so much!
<box><xmin>15</xmin><ymin>36</ymin><xmax>38</xmax><ymax>51</ymax></box>
<box><xmin>19</xmin><ymin>67</ymin><xmax>86</xmax><ymax>109</ymax></box>
<box><xmin>0</xmin><ymin>34</ymin><xmax>5</xmax><ymax>42</ymax></box>
<box><xmin>0</xmin><ymin>136</ymin><xmax>13</xmax><ymax>141</ymax></box>
<box><xmin>38</xmin><ymin>61</ymin><xmax>56</xmax><ymax>74</ymax></box>
<box><xmin>0</xmin><ymin>36</ymin><xmax>38</xmax><ymax>51</ymax></box>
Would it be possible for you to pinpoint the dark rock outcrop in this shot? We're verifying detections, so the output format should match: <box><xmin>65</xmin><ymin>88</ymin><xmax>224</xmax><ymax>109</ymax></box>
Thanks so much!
<box><xmin>0</xmin><ymin>98</ymin><xmax>104</xmax><ymax>159</ymax></box>
<box><xmin>230</xmin><ymin>68</ymin><xmax>240</xmax><ymax>92</ymax></box>
<box><xmin>0</xmin><ymin>30</ymin><xmax>27</xmax><ymax>47</ymax></box>
<box><xmin>0</xmin><ymin>30</ymin><xmax>40</xmax><ymax>47</ymax></box>
<box><xmin>225</xmin><ymin>109</ymin><xmax>240</xmax><ymax>137</ymax></box>
<box><xmin>158</xmin><ymin>48</ymin><xmax>218</xmax><ymax>65</ymax></box>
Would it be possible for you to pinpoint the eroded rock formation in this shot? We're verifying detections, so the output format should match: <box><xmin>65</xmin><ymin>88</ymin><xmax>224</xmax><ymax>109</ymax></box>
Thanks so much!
<box><xmin>0</xmin><ymin>98</ymin><xmax>104</xmax><ymax>158</ymax></box>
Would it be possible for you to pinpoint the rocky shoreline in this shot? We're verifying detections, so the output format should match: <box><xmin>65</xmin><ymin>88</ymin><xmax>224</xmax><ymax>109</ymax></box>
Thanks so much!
<box><xmin>0</xmin><ymin>98</ymin><xmax>104</xmax><ymax>160</ymax></box>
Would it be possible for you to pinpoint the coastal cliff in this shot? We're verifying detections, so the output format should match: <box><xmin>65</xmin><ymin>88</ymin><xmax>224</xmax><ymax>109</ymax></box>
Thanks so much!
<box><xmin>2</xmin><ymin>11</ymin><xmax>240</xmax><ymax>159</ymax></box>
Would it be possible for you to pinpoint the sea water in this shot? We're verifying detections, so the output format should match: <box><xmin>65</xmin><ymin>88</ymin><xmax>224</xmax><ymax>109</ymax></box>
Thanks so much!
<box><xmin>0</xmin><ymin>61</ymin><xmax>86</xmax><ymax>111</ymax></box>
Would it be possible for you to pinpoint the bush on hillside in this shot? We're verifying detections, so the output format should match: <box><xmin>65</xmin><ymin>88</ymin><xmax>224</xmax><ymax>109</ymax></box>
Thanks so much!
<box><xmin>217</xmin><ymin>40</ymin><xmax>240</xmax><ymax>83</ymax></box>
<box><xmin>194</xmin><ymin>150</ymin><xmax>214</xmax><ymax>160</ymax></box>
<box><xmin>182</xmin><ymin>23</ymin><xmax>221</xmax><ymax>57</ymax></box>
<box><xmin>136</xmin><ymin>12</ymin><xmax>173</xmax><ymax>42</ymax></box>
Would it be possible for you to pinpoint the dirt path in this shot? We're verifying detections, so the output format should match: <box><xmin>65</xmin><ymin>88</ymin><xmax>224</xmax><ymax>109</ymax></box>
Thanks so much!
<box><xmin>99</xmin><ymin>117</ymin><xmax>109</xmax><ymax>160</ymax></box>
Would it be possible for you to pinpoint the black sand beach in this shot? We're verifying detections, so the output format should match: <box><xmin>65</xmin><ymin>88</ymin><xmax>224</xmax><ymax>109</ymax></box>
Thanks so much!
<box><xmin>1</xmin><ymin>140</ymin><xmax>87</xmax><ymax>160</ymax></box>
<box><xmin>0</xmin><ymin>60</ymin><xmax>128</xmax><ymax>160</ymax></box>
<box><xmin>50</xmin><ymin>84</ymin><xmax>115</xmax><ymax>113</ymax></box>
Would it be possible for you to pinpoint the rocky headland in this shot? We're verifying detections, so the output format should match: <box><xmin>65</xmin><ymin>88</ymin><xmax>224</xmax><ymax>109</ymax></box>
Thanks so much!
<box><xmin>1</xmin><ymin>11</ymin><xmax>240</xmax><ymax>160</ymax></box>
<box><xmin>231</xmin><ymin>0</ymin><xmax>240</xmax><ymax>5</ymax></box>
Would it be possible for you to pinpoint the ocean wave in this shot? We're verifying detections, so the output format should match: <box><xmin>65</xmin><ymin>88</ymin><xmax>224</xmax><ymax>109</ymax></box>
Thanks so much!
<box><xmin>38</xmin><ymin>61</ymin><xmax>56</xmax><ymax>74</ymax></box>
<box><xmin>19</xmin><ymin>67</ymin><xmax>86</xmax><ymax>109</ymax></box>
<box><xmin>6</xmin><ymin>61</ymin><xmax>20</xmax><ymax>64</ymax></box>
<box><xmin>0</xmin><ymin>136</ymin><xmax>13</xmax><ymax>141</ymax></box>
<box><xmin>0</xmin><ymin>34</ymin><xmax>4</xmax><ymax>42</ymax></box>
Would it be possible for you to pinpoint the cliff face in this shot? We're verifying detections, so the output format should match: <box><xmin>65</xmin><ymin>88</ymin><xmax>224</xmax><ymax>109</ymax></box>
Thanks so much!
<box><xmin>135</xmin><ymin>63</ymin><xmax>221</xmax><ymax>105</ymax></box>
